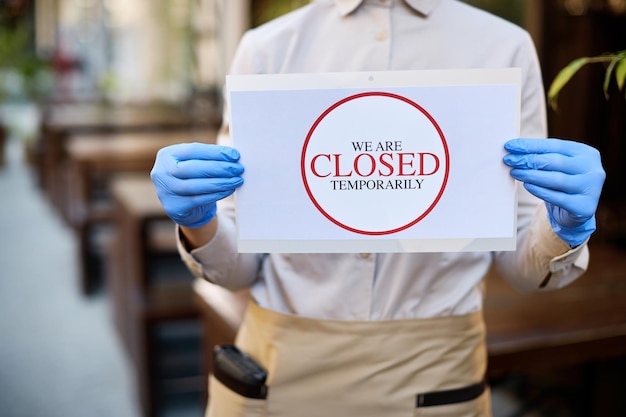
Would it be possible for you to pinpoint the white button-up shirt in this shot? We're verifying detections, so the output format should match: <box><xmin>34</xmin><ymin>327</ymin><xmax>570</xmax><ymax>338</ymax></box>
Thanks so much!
<box><xmin>179</xmin><ymin>0</ymin><xmax>589</xmax><ymax>320</ymax></box>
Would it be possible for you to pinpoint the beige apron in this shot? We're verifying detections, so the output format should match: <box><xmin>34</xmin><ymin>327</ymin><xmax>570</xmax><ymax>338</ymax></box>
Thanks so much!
<box><xmin>208</xmin><ymin>299</ymin><xmax>491</xmax><ymax>417</ymax></box>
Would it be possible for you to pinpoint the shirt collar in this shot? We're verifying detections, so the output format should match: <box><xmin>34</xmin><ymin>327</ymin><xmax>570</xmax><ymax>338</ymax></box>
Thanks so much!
<box><xmin>334</xmin><ymin>0</ymin><xmax>442</xmax><ymax>16</ymax></box>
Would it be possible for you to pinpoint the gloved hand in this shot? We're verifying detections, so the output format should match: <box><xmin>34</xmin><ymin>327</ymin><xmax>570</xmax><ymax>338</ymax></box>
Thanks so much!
<box><xmin>150</xmin><ymin>143</ymin><xmax>244</xmax><ymax>228</ymax></box>
<box><xmin>503</xmin><ymin>138</ymin><xmax>605</xmax><ymax>247</ymax></box>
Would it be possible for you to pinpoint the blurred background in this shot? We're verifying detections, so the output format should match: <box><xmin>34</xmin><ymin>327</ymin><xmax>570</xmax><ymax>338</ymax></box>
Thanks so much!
<box><xmin>0</xmin><ymin>1</ymin><xmax>625</xmax><ymax>417</ymax></box>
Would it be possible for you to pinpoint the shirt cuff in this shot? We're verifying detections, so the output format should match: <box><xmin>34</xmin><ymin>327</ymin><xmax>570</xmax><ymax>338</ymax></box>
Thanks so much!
<box><xmin>176</xmin><ymin>225</ymin><xmax>205</xmax><ymax>279</ymax></box>
<box><xmin>531</xmin><ymin>205</ymin><xmax>590</xmax><ymax>289</ymax></box>
<box><xmin>542</xmin><ymin>239</ymin><xmax>589</xmax><ymax>289</ymax></box>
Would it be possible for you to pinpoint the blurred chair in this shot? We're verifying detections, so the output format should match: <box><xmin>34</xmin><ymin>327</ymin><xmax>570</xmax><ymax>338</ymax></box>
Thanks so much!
<box><xmin>64</xmin><ymin>128</ymin><xmax>216</xmax><ymax>295</ymax></box>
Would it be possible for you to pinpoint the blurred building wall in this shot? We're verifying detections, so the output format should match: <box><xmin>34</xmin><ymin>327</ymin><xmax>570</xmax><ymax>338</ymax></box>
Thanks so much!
<box><xmin>33</xmin><ymin>0</ymin><xmax>249</xmax><ymax>103</ymax></box>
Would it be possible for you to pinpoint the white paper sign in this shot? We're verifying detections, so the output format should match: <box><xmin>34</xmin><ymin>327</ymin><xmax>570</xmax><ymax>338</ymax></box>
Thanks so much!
<box><xmin>227</xmin><ymin>69</ymin><xmax>521</xmax><ymax>253</ymax></box>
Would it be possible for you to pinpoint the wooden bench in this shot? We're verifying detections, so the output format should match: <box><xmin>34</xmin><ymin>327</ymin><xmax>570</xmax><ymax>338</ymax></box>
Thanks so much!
<box><xmin>109</xmin><ymin>174</ymin><xmax>204</xmax><ymax>417</ymax></box>
<box><xmin>65</xmin><ymin>128</ymin><xmax>216</xmax><ymax>294</ymax></box>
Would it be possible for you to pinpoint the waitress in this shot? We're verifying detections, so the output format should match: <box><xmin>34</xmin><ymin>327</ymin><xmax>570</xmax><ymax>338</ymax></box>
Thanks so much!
<box><xmin>150</xmin><ymin>0</ymin><xmax>605</xmax><ymax>415</ymax></box>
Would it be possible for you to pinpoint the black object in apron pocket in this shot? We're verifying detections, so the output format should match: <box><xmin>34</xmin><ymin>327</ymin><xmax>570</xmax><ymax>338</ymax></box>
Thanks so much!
<box><xmin>208</xmin><ymin>345</ymin><xmax>268</xmax><ymax>417</ymax></box>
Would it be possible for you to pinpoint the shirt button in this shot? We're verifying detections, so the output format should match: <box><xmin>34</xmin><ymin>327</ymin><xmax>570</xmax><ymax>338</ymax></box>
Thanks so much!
<box><xmin>360</xmin><ymin>253</ymin><xmax>371</xmax><ymax>259</ymax></box>
<box><xmin>376</xmin><ymin>31</ymin><xmax>387</xmax><ymax>42</ymax></box>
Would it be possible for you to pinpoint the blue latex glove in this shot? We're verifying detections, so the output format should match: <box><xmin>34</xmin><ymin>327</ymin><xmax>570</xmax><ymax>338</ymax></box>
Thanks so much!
<box><xmin>150</xmin><ymin>143</ymin><xmax>244</xmax><ymax>228</ymax></box>
<box><xmin>503</xmin><ymin>138</ymin><xmax>605</xmax><ymax>247</ymax></box>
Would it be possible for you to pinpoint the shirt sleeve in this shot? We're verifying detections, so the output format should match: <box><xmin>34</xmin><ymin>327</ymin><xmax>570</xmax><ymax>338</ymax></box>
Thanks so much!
<box><xmin>493</xmin><ymin>31</ymin><xmax>589</xmax><ymax>292</ymax></box>
<box><xmin>176</xmin><ymin>212</ymin><xmax>263</xmax><ymax>291</ymax></box>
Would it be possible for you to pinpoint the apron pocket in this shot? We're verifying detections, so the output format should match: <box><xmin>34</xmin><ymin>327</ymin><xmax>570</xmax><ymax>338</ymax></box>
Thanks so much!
<box><xmin>414</xmin><ymin>384</ymin><xmax>490</xmax><ymax>417</ymax></box>
<box><xmin>207</xmin><ymin>375</ymin><xmax>268</xmax><ymax>417</ymax></box>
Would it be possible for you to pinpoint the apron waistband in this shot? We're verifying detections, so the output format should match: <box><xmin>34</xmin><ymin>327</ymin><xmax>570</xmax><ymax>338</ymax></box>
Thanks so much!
<box><xmin>243</xmin><ymin>297</ymin><xmax>485</xmax><ymax>336</ymax></box>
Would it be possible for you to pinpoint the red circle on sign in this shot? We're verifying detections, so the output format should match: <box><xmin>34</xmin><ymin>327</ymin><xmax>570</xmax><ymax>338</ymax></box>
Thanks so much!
<box><xmin>301</xmin><ymin>92</ymin><xmax>449</xmax><ymax>235</ymax></box>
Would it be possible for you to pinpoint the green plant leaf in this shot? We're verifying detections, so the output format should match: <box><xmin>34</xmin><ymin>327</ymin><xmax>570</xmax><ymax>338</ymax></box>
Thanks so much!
<box><xmin>547</xmin><ymin>57</ymin><xmax>589</xmax><ymax>111</ymax></box>
<box><xmin>616</xmin><ymin>57</ymin><xmax>626</xmax><ymax>93</ymax></box>
<box><xmin>603</xmin><ymin>57</ymin><xmax>619</xmax><ymax>100</ymax></box>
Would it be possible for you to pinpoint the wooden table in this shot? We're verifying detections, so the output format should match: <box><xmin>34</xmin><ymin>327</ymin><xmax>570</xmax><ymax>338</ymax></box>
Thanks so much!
<box><xmin>35</xmin><ymin>102</ymin><xmax>202</xmax><ymax>215</ymax></box>
<box><xmin>110</xmin><ymin>175</ymin><xmax>202</xmax><ymax>417</ymax></box>
<box><xmin>484</xmin><ymin>241</ymin><xmax>626</xmax><ymax>375</ymax></box>
<box><xmin>484</xmin><ymin>241</ymin><xmax>626</xmax><ymax>415</ymax></box>
<box><xmin>65</xmin><ymin>128</ymin><xmax>216</xmax><ymax>294</ymax></box>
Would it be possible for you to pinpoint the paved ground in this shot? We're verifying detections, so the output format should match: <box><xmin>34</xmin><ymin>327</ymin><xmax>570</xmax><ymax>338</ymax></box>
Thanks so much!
<box><xmin>0</xmin><ymin>138</ymin><xmax>141</xmax><ymax>417</ymax></box>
